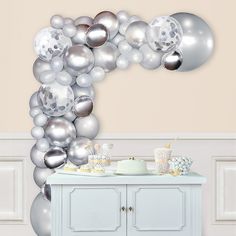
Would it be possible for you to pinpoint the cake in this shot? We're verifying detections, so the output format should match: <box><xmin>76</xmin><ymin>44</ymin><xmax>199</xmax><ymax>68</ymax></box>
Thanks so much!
<box><xmin>63</xmin><ymin>163</ymin><xmax>77</xmax><ymax>172</ymax></box>
<box><xmin>78</xmin><ymin>164</ymin><xmax>91</xmax><ymax>173</ymax></box>
<box><xmin>116</xmin><ymin>158</ymin><xmax>148</xmax><ymax>175</ymax></box>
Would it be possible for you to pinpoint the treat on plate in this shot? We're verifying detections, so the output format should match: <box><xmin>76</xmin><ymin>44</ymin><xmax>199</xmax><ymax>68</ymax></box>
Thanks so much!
<box><xmin>168</xmin><ymin>156</ymin><xmax>193</xmax><ymax>176</ymax></box>
<box><xmin>63</xmin><ymin>163</ymin><xmax>78</xmax><ymax>172</ymax></box>
<box><xmin>78</xmin><ymin>164</ymin><xmax>91</xmax><ymax>173</ymax></box>
<box><xmin>91</xmin><ymin>164</ymin><xmax>105</xmax><ymax>174</ymax></box>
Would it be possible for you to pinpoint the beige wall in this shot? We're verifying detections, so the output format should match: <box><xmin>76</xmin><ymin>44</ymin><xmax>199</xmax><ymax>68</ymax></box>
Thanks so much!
<box><xmin>1</xmin><ymin>0</ymin><xmax>235</xmax><ymax>133</ymax></box>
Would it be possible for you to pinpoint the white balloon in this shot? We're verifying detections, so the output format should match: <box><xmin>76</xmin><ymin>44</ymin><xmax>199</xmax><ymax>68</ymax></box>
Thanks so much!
<box><xmin>76</xmin><ymin>74</ymin><xmax>92</xmax><ymax>87</ymax></box>
<box><xmin>116</xmin><ymin>55</ymin><xmax>130</xmax><ymax>69</ymax></box>
<box><xmin>33</xmin><ymin>113</ymin><xmax>48</xmax><ymax>127</ymax></box>
<box><xmin>118</xmin><ymin>40</ymin><xmax>132</xmax><ymax>54</ymax></box>
<box><xmin>128</xmin><ymin>49</ymin><xmax>143</xmax><ymax>63</ymax></box>
<box><xmin>36</xmin><ymin>138</ymin><xmax>50</xmax><ymax>152</ymax></box>
<box><xmin>51</xmin><ymin>56</ymin><xmax>63</xmax><ymax>72</ymax></box>
<box><xmin>56</xmin><ymin>71</ymin><xmax>72</xmax><ymax>86</ymax></box>
<box><xmin>30</xmin><ymin>106</ymin><xmax>42</xmax><ymax>118</ymax></box>
<box><xmin>50</xmin><ymin>15</ymin><xmax>64</xmax><ymax>29</ymax></box>
<box><xmin>29</xmin><ymin>92</ymin><xmax>40</xmax><ymax>108</ymax></box>
<box><xmin>63</xmin><ymin>23</ymin><xmax>77</xmax><ymax>37</ymax></box>
<box><xmin>89</xmin><ymin>67</ymin><xmax>106</xmax><ymax>82</ymax></box>
<box><xmin>31</xmin><ymin>127</ymin><xmax>45</xmax><ymax>140</ymax></box>
<box><xmin>39</xmin><ymin>70</ymin><xmax>56</xmax><ymax>84</ymax></box>
<box><xmin>117</xmin><ymin>10</ymin><xmax>130</xmax><ymax>23</ymax></box>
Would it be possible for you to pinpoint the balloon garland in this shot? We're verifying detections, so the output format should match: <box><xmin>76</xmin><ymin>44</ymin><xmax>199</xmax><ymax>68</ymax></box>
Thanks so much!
<box><xmin>29</xmin><ymin>10</ymin><xmax>214</xmax><ymax>235</ymax></box>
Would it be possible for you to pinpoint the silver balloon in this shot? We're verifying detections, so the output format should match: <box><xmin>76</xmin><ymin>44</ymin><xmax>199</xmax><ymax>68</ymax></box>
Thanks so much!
<box><xmin>74</xmin><ymin>114</ymin><xmax>99</xmax><ymax>139</ymax></box>
<box><xmin>146</xmin><ymin>16</ymin><xmax>183</xmax><ymax>53</ymax></box>
<box><xmin>30</xmin><ymin>144</ymin><xmax>47</xmax><ymax>168</ymax></box>
<box><xmin>68</xmin><ymin>137</ymin><xmax>94</xmax><ymax>166</ymax></box>
<box><xmin>30</xmin><ymin>106</ymin><xmax>42</xmax><ymax>118</ymax></box>
<box><xmin>119</xmin><ymin>21</ymin><xmax>130</xmax><ymax>35</ymax></box>
<box><xmin>93</xmin><ymin>42</ymin><xmax>120</xmax><ymax>72</ymax></box>
<box><xmin>39</xmin><ymin>70</ymin><xmax>56</xmax><ymax>84</ymax></box>
<box><xmin>112</xmin><ymin>33</ymin><xmax>125</xmax><ymax>45</ymax></box>
<box><xmin>94</xmin><ymin>11</ymin><xmax>119</xmax><ymax>39</ymax></box>
<box><xmin>29</xmin><ymin>92</ymin><xmax>40</xmax><ymax>108</ymax></box>
<box><xmin>36</xmin><ymin>138</ymin><xmax>50</xmax><ymax>152</ymax></box>
<box><xmin>129</xmin><ymin>15</ymin><xmax>142</xmax><ymax>24</ymax></box>
<box><xmin>33</xmin><ymin>58</ymin><xmax>51</xmax><ymax>82</ymax></box>
<box><xmin>116</xmin><ymin>55</ymin><xmax>130</xmax><ymax>69</ymax></box>
<box><xmin>125</xmin><ymin>21</ymin><xmax>148</xmax><ymax>48</ymax></box>
<box><xmin>56</xmin><ymin>70</ymin><xmax>72</xmax><ymax>85</ymax></box>
<box><xmin>128</xmin><ymin>49</ymin><xmax>143</xmax><ymax>63</ymax></box>
<box><xmin>33</xmin><ymin>113</ymin><xmax>48</xmax><ymax>127</ymax></box>
<box><xmin>73</xmin><ymin>95</ymin><xmax>93</xmax><ymax>117</ymax></box>
<box><xmin>30</xmin><ymin>193</ymin><xmax>51</xmax><ymax>236</ymax></box>
<box><xmin>139</xmin><ymin>44</ymin><xmax>164</xmax><ymax>70</ymax></box>
<box><xmin>33</xmin><ymin>167</ymin><xmax>55</xmax><ymax>187</ymax></box>
<box><xmin>117</xmin><ymin>10</ymin><xmax>130</xmax><ymax>23</ymax></box>
<box><xmin>64</xmin><ymin>45</ymin><xmax>94</xmax><ymax>73</ymax></box>
<box><xmin>63</xmin><ymin>111</ymin><xmax>77</xmax><ymax>122</ymax></box>
<box><xmin>86</xmin><ymin>24</ymin><xmax>108</xmax><ymax>48</ymax></box>
<box><xmin>74</xmin><ymin>16</ymin><xmax>93</xmax><ymax>27</ymax></box>
<box><xmin>63</xmin><ymin>23</ymin><xmax>77</xmax><ymax>38</ymax></box>
<box><xmin>162</xmin><ymin>50</ymin><xmax>183</xmax><ymax>70</ymax></box>
<box><xmin>34</xmin><ymin>27</ymin><xmax>72</xmax><ymax>62</ymax></box>
<box><xmin>76</xmin><ymin>74</ymin><xmax>92</xmax><ymax>87</ymax></box>
<box><xmin>89</xmin><ymin>67</ymin><xmax>106</xmax><ymax>82</ymax></box>
<box><xmin>172</xmin><ymin>12</ymin><xmax>214</xmax><ymax>71</ymax></box>
<box><xmin>118</xmin><ymin>40</ymin><xmax>132</xmax><ymax>54</ymax></box>
<box><xmin>72</xmin><ymin>84</ymin><xmax>95</xmax><ymax>99</ymax></box>
<box><xmin>72</xmin><ymin>24</ymin><xmax>89</xmax><ymax>44</ymax></box>
<box><xmin>38</xmin><ymin>81</ymin><xmax>74</xmax><ymax>116</ymax></box>
<box><xmin>31</xmin><ymin>126</ymin><xmax>45</xmax><ymax>140</ymax></box>
<box><xmin>45</xmin><ymin>117</ymin><xmax>76</xmax><ymax>148</ymax></box>
<box><xmin>50</xmin><ymin>15</ymin><xmax>64</xmax><ymax>29</ymax></box>
<box><xmin>64</xmin><ymin>17</ymin><xmax>74</xmax><ymax>25</ymax></box>
<box><xmin>51</xmin><ymin>56</ymin><xmax>63</xmax><ymax>72</ymax></box>
<box><xmin>44</xmin><ymin>146</ymin><xmax>67</xmax><ymax>169</ymax></box>
<box><xmin>41</xmin><ymin>184</ymin><xmax>51</xmax><ymax>201</ymax></box>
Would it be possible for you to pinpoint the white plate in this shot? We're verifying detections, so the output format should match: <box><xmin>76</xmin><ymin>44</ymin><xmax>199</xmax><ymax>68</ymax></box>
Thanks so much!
<box><xmin>56</xmin><ymin>169</ymin><xmax>114</xmax><ymax>177</ymax></box>
<box><xmin>114</xmin><ymin>171</ymin><xmax>153</xmax><ymax>176</ymax></box>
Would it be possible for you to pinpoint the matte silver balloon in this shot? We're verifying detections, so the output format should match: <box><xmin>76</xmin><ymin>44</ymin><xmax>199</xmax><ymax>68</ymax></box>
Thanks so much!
<box><xmin>30</xmin><ymin>106</ymin><xmax>42</xmax><ymax>118</ymax></box>
<box><xmin>56</xmin><ymin>70</ymin><xmax>72</xmax><ymax>85</ymax></box>
<box><xmin>30</xmin><ymin>144</ymin><xmax>47</xmax><ymax>168</ymax></box>
<box><xmin>128</xmin><ymin>49</ymin><xmax>143</xmax><ymax>63</ymax></box>
<box><xmin>112</xmin><ymin>33</ymin><xmax>125</xmax><ymax>45</ymax></box>
<box><xmin>74</xmin><ymin>114</ymin><xmax>99</xmax><ymax>139</ymax></box>
<box><xmin>118</xmin><ymin>40</ymin><xmax>132</xmax><ymax>54</ymax></box>
<box><xmin>31</xmin><ymin>126</ymin><xmax>45</xmax><ymax>140</ymax></box>
<box><xmin>73</xmin><ymin>95</ymin><xmax>93</xmax><ymax>117</ymax></box>
<box><xmin>36</xmin><ymin>138</ymin><xmax>50</xmax><ymax>152</ymax></box>
<box><xmin>44</xmin><ymin>146</ymin><xmax>67</xmax><ymax>169</ymax></box>
<box><xmin>72</xmin><ymin>84</ymin><xmax>95</xmax><ymax>99</ymax></box>
<box><xmin>116</xmin><ymin>55</ymin><xmax>130</xmax><ymax>69</ymax></box>
<box><xmin>39</xmin><ymin>70</ymin><xmax>56</xmax><ymax>84</ymax></box>
<box><xmin>68</xmin><ymin>137</ymin><xmax>94</xmax><ymax>166</ymax></box>
<box><xmin>51</xmin><ymin>56</ymin><xmax>63</xmax><ymax>72</ymax></box>
<box><xmin>50</xmin><ymin>15</ymin><xmax>64</xmax><ymax>29</ymax></box>
<box><xmin>94</xmin><ymin>11</ymin><xmax>119</xmax><ymax>39</ymax></box>
<box><xmin>93</xmin><ymin>42</ymin><xmax>120</xmax><ymax>72</ymax></box>
<box><xmin>125</xmin><ymin>21</ymin><xmax>148</xmax><ymax>48</ymax></box>
<box><xmin>33</xmin><ymin>113</ymin><xmax>48</xmax><ymax>127</ymax></box>
<box><xmin>33</xmin><ymin>58</ymin><xmax>51</xmax><ymax>82</ymax></box>
<box><xmin>41</xmin><ymin>184</ymin><xmax>51</xmax><ymax>201</ymax></box>
<box><xmin>76</xmin><ymin>74</ymin><xmax>92</xmax><ymax>87</ymax></box>
<box><xmin>139</xmin><ymin>44</ymin><xmax>164</xmax><ymax>70</ymax></box>
<box><xmin>33</xmin><ymin>167</ymin><xmax>55</xmax><ymax>188</ymax></box>
<box><xmin>72</xmin><ymin>24</ymin><xmax>89</xmax><ymax>44</ymax></box>
<box><xmin>117</xmin><ymin>10</ymin><xmax>130</xmax><ymax>23</ymax></box>
<box><xmin>30</xmin><ymin>193</ymin><xmax>51</xmax><ymax>236</ymax></box>
<box><xmin>64</xmin><ymin>45</ymin><xmax>94</xmax><ymax>73</ymax></box>
<box><xmin>162</xmin><ymin>50</ymin><xmax>183</xmax><ymax>70</ymax></box>
<box><xmin>45</xmin><ymin>117</ymin><xmax>76</xmax><ymax>148</ymax></box>
<box><xmin>63</xmin><ymin>23</ymin><xmax>77</xmax><ymax>38</ymax></box>
<box><xmin>63</xmin><ymin>111</ymin><xmax>77</xmax><ymax>122</ymax></box>
<box><xmin>119</xmin><ymin>21</ymin><xmax>130</xmax><ymax>35</ymax></box>
<box><xmin>64</xmin><ymin>17</ymin><xmax>74</xmax><ymax>25</ymax></box>
<box><xmin>74</xmin><ymin>16</ymin><xmax>93</xmax><ymax>27</ymax></box>
<box><xmin>86</xmin><ymin>24</ymin><xmax>109</xmax><ymax>48</ymax></box>
<box><xmin>172</xmin><ymin>12</ymin><xmax>214</xmax><ymax>71</ymax></box>
<box><xmin>29</xmin><ymin>92</ymin><xmax>40</xmax><ymax>108</ymax></box>
<box><xmin>89</xmin><ymin>67</ymin><xmax>106</xmax><ymax>82</ymax></box>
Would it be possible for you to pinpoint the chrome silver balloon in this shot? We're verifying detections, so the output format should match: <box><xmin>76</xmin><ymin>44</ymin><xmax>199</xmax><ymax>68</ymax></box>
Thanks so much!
<box><xmin>63</xmin><ymin>23</ymin><xmax>77</xmax><ymax>38</ymax></box>
<box><xmin>76</xmin><ymin>74</ymin><xmax>92</xmax><ymax>87</ymax></box>
<box><xmin>33</xmin><ymin>167</ymin><xmax>55</xmax><ymax>188</ymax></box>
<box><xmin>41</xmin><ymin>184</ymin><xmax>51</xmax><ymax>201</ymax></box>
<box><xmin>72</xmin><ymin>84</ymin><xmax>95</xmax><ymax>99</ymax></box>
<box><xmin>73</xmin><ymin>95</ymin><xmax>93</xmax><ymax>117</ymax></box>
<box><xmin>30</xmin><ymin>144</ymin><xmax>47</xmax><ymax>168</ymax></box>
<box><xmin>172</xmin><ymin>12</ymin><xmax>214</xmax><ymax>71</ymax></box>
<box><xmin>74</xmin><ymin>16</ymin><xmax>93</xmax><ymax>27</ymax></box>
<box><xmin>45</xmin><ymin>117</ymin><xmax>76</xmax><ymax>148</ymax></box>
<box><xmin>89</xmin><ymin>67</ymin><xmax>106</xmax><ymax>82</ymax></box>
<box><xmin>31</xmin><ymin>126</ymin><xmax>45</xmax><ymax>140</ymax></box>
<box><xmin>50</xmin><ymin>15</ymin><xmax>64</xmax><ymax>29</ymax></box>
<box><xmin>72</xmin><ymin>24</ymin><xmax>89</xmax><ymax>44</ymax></box>
<box><xmin>56</xmin><ymin>70</ymin><xmax>72</xmax><ymax>86</ymax></box>
<box><xmin>33</xmin><ymin>58</ymin><xmax>51</xmax><ymax>82</ymax></box>
<box><xmin>86</xmin><ymin>24</ymin><xmax>108</xmax><ymax>48</ymax></box>
<box><xmin>162</xmin><ymin>50</ymin><xmax>183</xmax><ymax>70</ymax></box>
<box><xmin>44</xmin><ymin>146</ymin><xmax>67</xmax><ymax>169</ymax></box>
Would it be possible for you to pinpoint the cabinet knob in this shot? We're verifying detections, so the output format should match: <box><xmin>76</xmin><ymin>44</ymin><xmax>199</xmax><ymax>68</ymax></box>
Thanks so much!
<box><xmin>121</xmin><ymin>206</ymin><xmax>126</xmax><ymax>212</ymax></box>
<box><xmin>129</xmin><ymin>207</ymin><xmax>133</xmax><ymax>212</ymax></box>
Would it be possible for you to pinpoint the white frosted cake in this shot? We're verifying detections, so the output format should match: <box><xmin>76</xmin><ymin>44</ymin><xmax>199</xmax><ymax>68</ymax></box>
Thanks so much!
<box><xmin>116</xmin><ymin>158</ymin><xmax>148</xmax><ymax>175</ymax></box>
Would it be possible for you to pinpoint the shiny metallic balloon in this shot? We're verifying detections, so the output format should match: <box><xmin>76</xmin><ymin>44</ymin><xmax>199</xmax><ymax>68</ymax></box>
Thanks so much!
<box><xmin>33</xmin><ymin>167</ymin><xmax>55</xmax><ymax>187</ymax></box>
<box><xmin>74</xmin><ymin>114</ymin><xmax>99</xmax><ymax>139</ymax></box>
<box><xmin>73</xmin><ymin>95</ymin><xmax>93</xmax><ymax>117</ymax></box>
<box><xmin>30</xmin><ymin>193</ymin><xmax>51</xmax><ymax>236</ymax></box>
<box><xmin>68</xmin><ymin>137</ymin><xmax>94</xmax><ymax>166</ymax></box>
<box><xmin>125</xmin><ymin>21</ymin><xmax>148</xmax><ymax>48</ymax></box>
<box><xmin>29</xmin><ymin>92</ymin><xmax>40</xmax><ymax>108</ymax></box>
<box><xmin>41</xmin><ymin>184</ymin><xmax>51</xmax><ymax>201</ymax></box>
<box><xmin>94</xmin><ymin>11</ymin><xmax>119</xmax><ymax>39</ymax></box>
<box><xmin>30</xmin><ymin>144</ymin><xmax>47</xmax><ymax>168</ymax></box>
<box><xmin>139</xmin><ymin>44</ymin><xmax>164</xmax><ymax>70</ymax></box>
<box><xmin>64</xmin><ymin>45</ymin><xmax>94</xmax><ymax>73</ymax></box>
<box><xmin>93</xmin><ymin>42</ymin><xmax>120</xmax><ymax>72</ymax></box>
<box><xmin>72</xmin><ymin>84</ymin><xmax>95</xmax><ymax>99</ymax></box>
<box><xmin>86</xmin><ymin>24</ymin><xmax>109</xmax><ymax>48</ymax></box>
<box><xmin>33</xmin><ymin>58</ymin><xmax>51</xmax><ymax>82</ymax></box>
<box><xmin>89</xmin><ymin>67</ymin><xmax>106</xmax><ymax>82</ymax></box>
<box><xmin>44</xmin><ymin>146</ymin><xmax>67</xmax><ymax>169</ymax></box>
<box><xmin>172</xmin><ymin>12</ymin><xmax>214</xmax><ymax>71</ymax></box>
<box><xmin>38</xmin><ymin>81</ymin><xmax>74</xmax><ymax>116</ymax></box>
<box><xmin>72</xmin><ymin>24</ymin><xmax>89</xmax><ymax>44</ymax></box>
<box><xmin>45</xmin><ymin>117</ymin><xmax>76</xmax><ymax>148</ymax></box>
<box><xmin>162</xmin><ymin>50</ymin><xmax>183</xmax><ymax>70</ymax></box>
<box><xmin>74</xmin><ymin>16</ymin><xmax>93</xmax><ymax>27</ymax></box>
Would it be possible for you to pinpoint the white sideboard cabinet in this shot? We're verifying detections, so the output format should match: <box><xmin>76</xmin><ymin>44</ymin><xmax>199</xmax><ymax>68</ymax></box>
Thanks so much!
<box><xmin>47</xmin><ymin>173</ymin><xmax>206</xmax><ymax>236</ymax></box>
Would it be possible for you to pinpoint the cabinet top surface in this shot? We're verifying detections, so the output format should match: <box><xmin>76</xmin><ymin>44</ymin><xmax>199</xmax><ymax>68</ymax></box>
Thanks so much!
<box><xmin>47</xmin><ymin>172</ymin><xmax>206</xmax><ymax>185</ymax></box>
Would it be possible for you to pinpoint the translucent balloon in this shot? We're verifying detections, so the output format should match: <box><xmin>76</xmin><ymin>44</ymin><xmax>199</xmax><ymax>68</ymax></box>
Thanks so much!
<box><xmin>30</xmin><ymin>106</ymin><xmax>42</xmax><ymax>118</ymax></box>
<box><xmin>118</xmin><ymin>40</ymin><xmax>132</xmax><ymax>54</ymax></box>
<box><xmin>117</xmin><ymin>10</ymin><xmax>130</xmax><ymax>23</ymax></box>
<box><xmin>39</xmin><ymin>70</ymin><xmax>56</xmax><ymax>84</ymax></box>
<box><xmin>112</xmin><ymin>33</ymin><xmax>125</xmax><ymax>45</ymax></box>
<box><xmin>128</xmin><ymin>49</ymin><xmax>143</xmax><ymax>63</ymax></box>
<box><xmin>29</xmin><ymin>92</ymin><xmax>40</xmax><ymax>108</ymax></box>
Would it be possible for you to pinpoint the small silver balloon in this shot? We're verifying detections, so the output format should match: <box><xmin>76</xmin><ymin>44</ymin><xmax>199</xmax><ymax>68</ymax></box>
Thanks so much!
<box><xmin>63</xmin><ymin>23</ymin><xmax>77</xmax><ymax>38</ymax></box>
<box><xmin>72</xmin><ymin>84</ymin><xmax>95</xmax><ymax>99</ymax></box>
<box><xmin>64</xmin><ymin>17</ymin><xmax>74</xmax><ymax>25</ymax></box>
<box><xmin>86</xmin><ymin>24</ymin><xmax>109</xmax><ymax>48</ymax></box>
<box><xmin>33</xmin><ymin>58</ymin><xmax>51</xmax><ymax>82</ymax></box>
<box><xmin>51</xmin><ymin>56</ymin><xmax>63</xmax><ymax>72</ymax></box>
<box><xmin>39</xmin><ymin>70</ymin><xmax>56</xmax><ymax>84</ymax></box>
<box><xmin>117</xmin><ymin>10</ymin><xmax>130</xmax><ymax>23</ymax></box>
<box><xmin>74</xmin><ymin>114</ymin><xmax>99</xmax><ymax>139</ymax></box>
<box><xmin>72</xmin><ymin>24</ymin><xmax>89</xmax><ymax>44</ymax></box>
<box><xmin>36</xmin><ymin>138</ymin><xmax>50</xmax><ymax>152</ymax></box>
<box><xmin>41</xmin><ymin>184</ymin><xmax>51</xmax><ymax>201</ymax></box>
<box><xmin>68</xmin><ymin>137</ymin><xmax>94</xmax><ymax>166</ymax></box>
<box><xmin>89</xmin><ymin>67</ymin><xmax>106</xmax><ymax>82</ymax></box>
<box><xmin>30</xmin><ymin>106</ymin><xmax>42</xmax><ymax>118</ymax></box>
<box><xmin>50</xmin><ymin>15</ymin><xmax>64</xmax><ymax>29</ymax></box>
<box><xmin>94</xmin><ymin>11</ymin><xmax>119</xmax><ymax>39</ymax></box>
<box><xmin>76</xmin><ymin>74</ymin><xmax>92</xmax><ymax>87</ymax></box>
<box><xmin>119</xmin><ymin>21</ymin><xmax>130</xmax><ymax>35</ymax></box>
<box><xmin>45</xmin><ymin>117</ymin><xmax>76</xmax><ymax>148</ymax></box>
<box><xmin>112</xmin><ymin>33</ymin><xmax>125</xmax><ymax>45</ymax></box>
<box><xmin>33</xmin><ymin>167</ymin><xmax>55</xmax><ymax>188</ymax></box>
<box><xmin>125</xmin><ymin>21</ymin><xmax>148</xmax><ymax>48</ymax></box>
<box><xmin>33</xmin><ymin>113</ymin><xmax>48</xmax><ymax>127</ymax></box>
<box><xmin>116</xmin><ymin>55</ymin><xmax>130</xmax><ymax>69</ymax></box>
<box><xmin>129</xmin><ymin>15</ymin><xmax>142</xmax><ymax>24</ymax></box>
<box><xmin>74</xmin><ymin>16</ymin><xmax>93</xmax><ymax>27</ymax></box>
<box><xmin>29</xmin><ymin>92</ymin><xmax>40</xmax><ymax>108</ymax></box>
<box><xmin>118</xmin><ymin>40</ymin><xmax>132</xmax><ymax>54</ymax></box>
<box><xmin>56</xmin><ymin>70</ymin><xmax>72</xmax><ymax>86</ymax></box>
<box><xmin>30</xmin><ymin>144</ymin><xmax>47</xmax><ymax>168</ymax></box>
<box><xmin>73</xmin><ymin>95</ymin><xmax>93</xmax><ymax>117</ymax></box>
<box><xmin>44</xmin><ymin>146</ymin><xmax>67</xmax><ymax>169</ymax></box>
<box><xmin>162</xmin><ymin>50</ymin><xmax>183</xmax><ymax>70</ymax></box>
<box><xmin>31</xmin><ymin>126</ymin><xmax>45</xmax><ymax>140</ymax></box>
<box><xmin>93</xmin><ymin>42</ymin><xmax>120</xmax><ymax>72</ymax></box>
<box><xmin>128</xmin><ymin>49</ymin><xmax>143</xmax><ymax>63</ymax></box>
<box><xmin>63</xmin><ymin>111</ymin><xmax>77</xmax><ymax>122</ymax></box>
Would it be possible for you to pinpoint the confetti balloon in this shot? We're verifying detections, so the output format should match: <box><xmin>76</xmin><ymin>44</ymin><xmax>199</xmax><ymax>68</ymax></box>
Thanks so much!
<box><xmin>73</xmin><ymin>95</ymin><xmax>93</xmax><ymax>117</ymax></box>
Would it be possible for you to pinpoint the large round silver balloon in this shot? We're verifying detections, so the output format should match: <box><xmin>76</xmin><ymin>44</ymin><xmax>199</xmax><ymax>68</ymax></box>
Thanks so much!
<box><xmin>33</xmin><ymin>167</ymin><xmax>55</xmax><ymax>188</ymax></box>
<box><xmin>64</xmin><ymin>45</ymin><xmax>94</xmax><ymax>73</ymax></box>
<box><xmin>72</xmin><ymin>84</ymin><xmax>95</xmax><ymax>99</ymax></box>
<box><xmin>93</xmin><ymin>42</ymin><xmax>120</xmax><ymax>72</ymax></box>
<box><xmin>140</xmin><ymin>44</ymin><xmax>164</xmax><ymax>69</ymax></box>
<box><xmin>33</xmin><ymin>58</ymin><xmax>51</xmax><ymax>82</ymax></box>
<box><xmin>73</xmin><ymin>95</ymin><xmax>93</xmax><ymax>117</ymax></box>
<box><xmin>94</xmin><ymin>11</ymin><xmax>119</xmax><ymax>39</ymax></box>
<box><xmin>30</xmin><ymin>144</ymin><xmax>47</xmax><ymax>168</ymax></box>
<box><xmin>44</xmin><ymin>146</ymin><xmax>67</xmax><ymax>169</ymax></box>
<box><xmin>72</xmin><ymin>24</ymin><xmax>89</xmax><ymax>44</ymax></box>
<box><xmin>74</xmin><ymin>16</ymin><xmax>93</xmax><ymax>27</ymax></box>
<box><xmin>68</xmin><ymin>137</ymin><xmax>94</xmax><ymax>166</ymax></box>
<box><xmin>162</xmin><ymin>50</ymin><xmax>183</xmax><ymax>70</ymax></box>
<box><xmin>125</xmin><ymin>21</ymin><xmax>148</xmax><ymax>48</ymax></box>
<box><xmin>86</xmin><ymin>24</ymin><xmax>109</xmax><ymax>48</ymax></box>
<box><xmin>45</xmin><ymin>117</ymin><xmax>76</xmax><ymax>148</ymax></box>
<box><xmin>30</xmin><ymin>193</ymin><xmax>51</xmax><ymax>236</ymax></box>
<box><xmin>41</xmin><ymin>184</ymin><xmax>51</xmax><ymax>201</ymax></box>
<box><xmin>146</xmin><ymin>16</ymin><xmax>183</xmax><ymax>53</ymax></box>
<box><xmin>171</xmin><ymin>12</ymin><xmax>214</xmax><ymax>71</ymax></box>
<box><xmin>74</xmin><ymin>114</ymin><xmax>99</xmax><ymax>139</ymax></box>
<box><xmin>38</xmin><ymin>81</ymin><xmax>74</xmax><ymax>116</ymax></box>
<box><xmin>34</xmin><ymin>27</ymin><xmax>72</xmax><ymax>62</ymax></box>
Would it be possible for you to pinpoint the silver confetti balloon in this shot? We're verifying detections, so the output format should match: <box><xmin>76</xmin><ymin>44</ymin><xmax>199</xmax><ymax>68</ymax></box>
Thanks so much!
<box><xmin>34</xmin><ymin>27</ymin><xmax>72</xmax><ymax>62</ymax></box>
<box><xmin>38</xmin><ymin>81</ymin><xmax>74</xmax><ymax>116</ymax></box>
<box><xmin>172</xmin><ymin>12</ymin><xmax>214</xmax><ymax>71</ymax></box>
<box><xmin>45</xmin><ymin>117</ymin><xmax>76</xmax><ymax>148</ymax></box>
<box><xmin>73</xmin><ymin>95</ymin><xmax>93</xmax><ymax>117</ymax></box>
<box><xmin>44</xmin><ymin>146</ymin><xmax>67</xmax><ymax>169</ymax></box>
<box><xmin>64</xmin><ymin>45</ymin><xmax>94</xmax><ymax>73</ymax></box>
<box><xmin>94</xmin><ymin>11</ymin><xmax>119</xmax><ymax>39</ymax></box>
<box><xmin>146</xmin><ymin>16</ymin><xmax>183</xmax><ymax>53</ymax></box>
<box><xmin>93</xmin><ymin>42</ymin><xmax>120</xmax><ymax>72</ymax></box>
<box><xmin>33</xmin><ymin>167</ymin><xmax>55</xmax><ymax>188</ymax></box>
<box><xmin>74</xmin><ymin>114</ymin><xmax>99</xmax><ymax>139</ymax></box>
<box><xmin>30</xmin><ymin>144</ymin><xmax>47</xmax><ymax>168</ymax></box>
<box><xmin>162</xmin><ymin>50</ymin><xmax>183</xmax><ymax>70</ymax></box>
<box><xmin>68</xmin><ymin>137</ymin><xmax>94</xmax><ymax>166</ymax></box>
<box><xmin>72</xmin><ymin>84</ymin><xmax>95</xmax><ymax>99</ymax></box>
<box><xmin>33</xmin><ymin>58</ymin><xmax>51</xmax><ymax>82</ymax></box>
<box><xmin>125</xmin><ymin>21</ymin><xmax>148</xmax><ymax>48</ymax></box>
<box><xmin>74</xmin><ymin>16</ymin><xmax>93</xmax><ymax>27</ymax></box>
<box><xmin>72</xmin><ymin>24</ymin><xmax>89</xmax><ymax>44</ymax></box>
<box><xmin>41</xmin><ymin>184</ymin><xmax>51</xmax><ymax>201</ymax></box>
<box><xmin>86</xmin><ymin>24</ymin><xmax>109</xmax><ymax>48</ymax></box>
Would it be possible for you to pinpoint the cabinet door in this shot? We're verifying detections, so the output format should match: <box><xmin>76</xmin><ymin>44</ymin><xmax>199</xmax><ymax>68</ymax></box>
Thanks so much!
<box><xmin>127</xmin><ymin>185</ymin><xmax>194</xmax><ymax>236</ymax></box>
<box><xmin>62</xmin><ymin>185</ymin><xmax>126</xmax><ymax>236</ymax></box>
